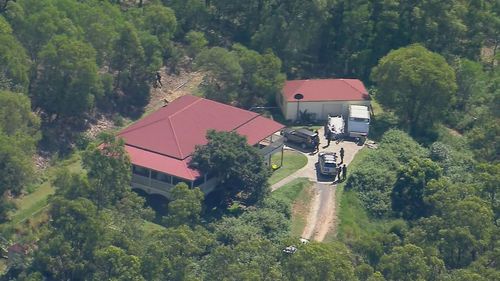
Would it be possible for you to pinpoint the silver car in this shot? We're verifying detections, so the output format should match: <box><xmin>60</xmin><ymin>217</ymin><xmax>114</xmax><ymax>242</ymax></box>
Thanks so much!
<box><xmin>318</xmin><ymin>152</ymin><xmax>337</xmax><ymax>176</ymax></box>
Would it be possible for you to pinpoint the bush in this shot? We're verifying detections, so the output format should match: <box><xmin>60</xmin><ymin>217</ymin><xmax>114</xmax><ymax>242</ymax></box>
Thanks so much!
<box><xmin>346</xmin><ymin>165</ymin><xmax>396</xmax><ymax>217</ymax></box>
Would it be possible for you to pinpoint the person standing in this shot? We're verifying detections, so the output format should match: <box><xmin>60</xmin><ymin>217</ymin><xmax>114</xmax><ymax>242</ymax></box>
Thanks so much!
<box><xmin>326</xmin><ymin>130</ymin><xmax>332</xmax><ymax>147</ymax></box>
<box><xmin>314</xmin><ymin>130</ymin><xmax>320</xmax><ymax>152</ymax></box>
<box><xmin>340</xmin><ymin>147</ymin><xmax>345</xmax><ymax>163</ymax></box>
<box><xmin>155</xmin><ymin>71</ymin><xmax>163</xmax><ymax>88</ymax></box>
<box><xmin>335</xmin><ymin>165</ymin><xmax>342</xmax><ymax>182</ymax></box>
<box><xmin>342</xmin><ymin>164</ymin><xmax>347</xmax><ymax>181</ymax></box>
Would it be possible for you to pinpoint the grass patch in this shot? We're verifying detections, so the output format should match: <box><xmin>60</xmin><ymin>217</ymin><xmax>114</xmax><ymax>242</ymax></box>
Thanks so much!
<box><xmin>268</xmin><ymin>150</ymin><xmax>308</xmax><ymax>185</ymax></box>
<box><xmin>9</xmin><ymin>153</ymin><xmax>83</xmax><ymax>227</ymax></box>
<box><xmin>272</xmin><ymin>178</ymin><xmax>313</xmax><ymax>237</ymax></box>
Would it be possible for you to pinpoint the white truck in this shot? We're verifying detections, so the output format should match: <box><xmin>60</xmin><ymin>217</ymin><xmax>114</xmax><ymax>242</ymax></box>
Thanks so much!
<box><xmin>347</xmin><ymin>105</ymin><xmax>370</xmax><ymax>139</ymax></box>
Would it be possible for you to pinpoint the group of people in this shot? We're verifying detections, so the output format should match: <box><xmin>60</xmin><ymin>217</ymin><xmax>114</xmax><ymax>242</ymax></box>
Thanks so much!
<box><xmin>335</xmin><ymin>147</ymin><xmax>347</xmax><ymax>183</ymax></box>
<box><xmin>315</xmin><ymin>130</ymin><xmax>349</xmax><ymax>183</ymax></box>
<box><xmin>314</xmin><ymin>129</ymin><xmax>339</xmax><ymax>153</ymax></box>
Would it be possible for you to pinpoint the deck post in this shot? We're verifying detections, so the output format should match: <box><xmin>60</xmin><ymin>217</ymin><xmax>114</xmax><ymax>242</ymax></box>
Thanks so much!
<box><xmin>280</xmin><ymin>145</ymin><xmax>284</xmax><ymax>167</ymax></box>
<box><xmin>148</xmin><ymin>169</ymin><xmax>152</xmax><ymax>187</ymax></box>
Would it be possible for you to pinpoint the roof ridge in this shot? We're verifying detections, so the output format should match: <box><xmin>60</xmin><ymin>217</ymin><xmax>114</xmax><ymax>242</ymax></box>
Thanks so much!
<box><xmin>340</xmin><ymin>79</ymin><xmax>364</xmax><ymax>94</ymax></box>
<box><xmin>168</xmin><ymin>115</ymin><xmax>184</xmax><ymax>158</ymax></box>
<box><xmin>119</xmin><ymin>96</ymin><xmax>201</xmax><ymax>138</ymax></box>
<box><xmin>168</xmin><ymin>97</ymin><xmax>204</xmax><ymax>158</ymax></box>
<box><xmin>232</xmin><ymin>113</ymin><xmax>261</xmax><ymax>132</ymax></box>
<box><xmin>125</xmin><ymin>143</ymin><xmax>184</xmax><ymax>160</ymax></box>
<box><xmin>170</xmin><ymin>96</ymin><xmax>203</xmax><ymax>118</ymax></box>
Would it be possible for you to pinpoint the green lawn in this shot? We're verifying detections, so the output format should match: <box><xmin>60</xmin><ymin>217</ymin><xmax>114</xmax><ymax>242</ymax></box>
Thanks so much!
<box><xmin>268</xmin><ymin>150</ymin><xmax>308</xmax><ymax>185</ymax></box>
<box><xmin>272</xmin><ymin>178</ymin><xmax>313</xmax><ymax>237</ymax></box>
<box><xmin>9</xmin><ymin>153</ymin><xmax>83</xmax><ymax>227</ymax></box>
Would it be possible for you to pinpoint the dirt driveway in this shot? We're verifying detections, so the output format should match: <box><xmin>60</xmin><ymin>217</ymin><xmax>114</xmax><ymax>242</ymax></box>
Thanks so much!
<box><xmin>271</xmin><ymin>126</ymin><xmax>364</xmax><ymax>241</ymax></box>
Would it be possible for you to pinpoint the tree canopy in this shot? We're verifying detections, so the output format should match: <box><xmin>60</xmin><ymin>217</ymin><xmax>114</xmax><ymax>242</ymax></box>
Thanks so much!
<box><xmin>190</xmin><ymin>130</ymin><xmax>271</xmax><ymax>204</ymax></box>
<box><xmin>371</xmin><ymin>44</ymin><xmax>457</xmax><ymax>135</ymax></box>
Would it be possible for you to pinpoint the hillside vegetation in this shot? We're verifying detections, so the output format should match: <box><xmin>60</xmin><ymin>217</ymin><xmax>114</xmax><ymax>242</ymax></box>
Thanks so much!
<box><xmin>0</xmin><ymin>0</ymin><xmax>498</xmax><ymax>280</ymax></box>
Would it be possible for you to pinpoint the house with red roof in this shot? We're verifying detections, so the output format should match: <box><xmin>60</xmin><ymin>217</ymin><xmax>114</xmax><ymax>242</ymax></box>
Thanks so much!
<box><xmin>277</xmin><ymin>79</ymin><xmax>371</xmax><ymax>121</ymax></box>
<box><xmin>118</xmin><ymin>95</ymin><xmax>285</xmax><ymax>198</ymax></box>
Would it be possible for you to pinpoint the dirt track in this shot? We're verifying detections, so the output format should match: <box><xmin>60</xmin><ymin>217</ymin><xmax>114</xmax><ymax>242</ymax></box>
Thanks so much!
<box><xmin>301</xmin><ymin>183</ymin><xmax>337</xmax><ymax>241</ymax></box>
<box><xmin>271</xmin><ymin>126</ymin><xmax>363</xmax><ymax>241</ymax></box>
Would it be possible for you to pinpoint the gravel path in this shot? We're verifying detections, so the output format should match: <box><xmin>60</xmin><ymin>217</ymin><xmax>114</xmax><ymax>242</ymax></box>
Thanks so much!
<box><xmin>271</xmin><ymin>126</ymin><xmax>364</xmax><ymax>241</ymax></box>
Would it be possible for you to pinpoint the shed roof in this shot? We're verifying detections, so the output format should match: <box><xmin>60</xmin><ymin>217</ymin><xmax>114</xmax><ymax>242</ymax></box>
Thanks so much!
<box><xmin>283</xmin><ymin>79</ymin><xmax>370</xmax><ymax>102</ymax></box>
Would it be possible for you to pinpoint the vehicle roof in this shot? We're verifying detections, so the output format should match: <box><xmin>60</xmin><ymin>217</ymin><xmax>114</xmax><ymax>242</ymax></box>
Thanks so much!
<box><xmin>295</xmin><ymin>128</ymin><xmax>317</xmax><ymax>136</ymax></box>
<box><xmin>320</xmin><ymin>152</ymin><xmax>337</xmax><ymax>163</ymax></box>
<box><xmin>349</xmin><ymin>105</ymin><xmax>370</xmax><ymax>119</ymax></box>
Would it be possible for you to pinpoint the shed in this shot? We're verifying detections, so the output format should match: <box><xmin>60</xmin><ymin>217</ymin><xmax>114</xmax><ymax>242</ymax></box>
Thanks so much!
<box><xmin>277</xmin><ymin>79</ymin><xmax>371</xmax><ymax>121</ymax></box>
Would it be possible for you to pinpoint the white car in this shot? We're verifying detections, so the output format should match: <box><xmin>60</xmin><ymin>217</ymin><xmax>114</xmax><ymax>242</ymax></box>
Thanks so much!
<box><xmin>318</xmin><ymin>152</ymin><xmax>337</xmax><ymax>176</ymax></box>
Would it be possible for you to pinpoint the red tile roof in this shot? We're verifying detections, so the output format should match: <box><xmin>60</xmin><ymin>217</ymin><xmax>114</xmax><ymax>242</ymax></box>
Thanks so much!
<box><xmin>125</xmin><ymin>145</ymin><xmax>200</xmax><ymax>180</ymax></box>
<box><xmin>119</xmin><ymin>95</ymin><xmax>285</xmax><ymax>180</ymax></box>
<box><xmin>283</xmin><ymin>79</ymin><xmax>370</xmax><ymax>102</ymax></box>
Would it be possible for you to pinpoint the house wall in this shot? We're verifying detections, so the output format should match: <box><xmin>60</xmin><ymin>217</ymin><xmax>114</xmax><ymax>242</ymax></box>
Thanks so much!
<box><xmin>131</xmin><ymin>135</ymin><xmax>284</xmax><ymax>199</ymax></box>
<box><xmin>283</xmin><ymin>100</ymin><xmax>371</xmax><ymax>121</ymax></box>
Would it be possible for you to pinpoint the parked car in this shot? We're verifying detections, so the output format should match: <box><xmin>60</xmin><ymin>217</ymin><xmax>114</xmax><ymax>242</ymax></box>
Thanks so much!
<box><xmin>281</xmin><ymin>128</ymin><xmax>318</xmax><ymax>149</ymax></box>
<box><xmin>318</xmin><ymin>152</ymin><xmax>337</xmax><ymax>176</ymax></box>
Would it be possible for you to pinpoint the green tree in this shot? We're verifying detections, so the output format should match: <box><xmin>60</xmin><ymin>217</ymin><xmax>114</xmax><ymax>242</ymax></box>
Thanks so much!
<box><xmin>195</xmin><ymin>47</ymin><xmax>243</xmax><ymax>103</ymax></box>
<box><xmin>0</xmin><ymin>90</ymin><xmax>39</xmax><ymax>196</ymax></box>
<box><xmin>162</xmin><ymin>0</ymin><xmax>208</xmax><ymax>35</ymax></box>
<box><xmin>53</xmin><ymin>169</ymin><xmax>91</xmax><ymax>200</ymax></box>
<box><xmin>33</xmin><ymin>35</ymin><xmax>101</xmax><ymax>119</ymax></box>
<box><xmin>185</xmin><ymin>30</ymin><xmax>207</xmax><ymax>57</ymax></box>
<box><xmin>203</xmin><ymin>238</ymin><xmax>282</xmax><ymax>281</ymax></box>
<box><xmin>190</xmin><ymin>130</ymin><xmax>270</xmax><ymax>204</ymax></box>
<box><xmin>371</xmin><ymin>44</ymin><xmax>457</xmax><ymax>135</ymax></box>
<box><xmin>476</xmin><ymin>163</ymin><xmax>500</xmax><ymax>224</ymax></box>
<box><xmin>32</xmin><ymin>197</ymin><xmax>105</xmax><ymax>281</ymax></box>
<box><xmin>143</xmin><ymin>4</ymin><xmax>176</xmax><ymax>44</ymax></box>
<box><xmin>93</xmin><ymin>246</ymin><xmax>145</xmax><ymax>281</ymax></box>
<box><xmin>164</xmin><ymin>183</ymin><xmax>204</xmax><ymax>227</ymax></box>
<box><xmin>438</xmin><ymin>197</ymin><xmax>494</xmax><ymax>268</ymax></box>
<box><xmin>141</xmin><ymin>225</ymin><xmax>215</xmax><ymax>281</ymax></box>
<box><xmin>346</xmin><ymin>165</ymin><xmax>395</xmax><ymax>217</ymax></box>
<box><xmin>379</xmin><ymin>244</ymin><xmax>444</xmax><ymax>281</ymax></box>
<box><xmin>0</xmin><ymin>15</ymin><xmax>30</xmax><ymax>91</ymax></box>
<box><xmin>391</xmin><ymin>158</ymin><xmax>442</xmax><ymax>219</ymax></box>
<box><xmin>111</xmin><ymin>22</ymin><xmax>145</xmax><ymax>86</ymax></box>
<box><xmin>251</xmin><ymin>0</ymin><xmax>332</xmax><ymax>77</ymax></box>
<box><xmin>6</xmin><ymin>1</ymin><xmax>80</xmax><ymax>59</ymax></box>
<box><xmin>0</xmin><ymin>90</ymin><xmax>40</xmax><ymax>137</ymax></box>
<box><xmin>82</xmin><ymin>133</ymin><xmax>131</xmax><ymax>210</ymax></box>
<box><xmin>232</xmin><ymin>44</ymin><xmax>285</xmax><ymax>107</ymax></box>
<box><xmin>284</xmin><ymin>242</ymin><xmax>357</xmax><ymax>281</ymax></box>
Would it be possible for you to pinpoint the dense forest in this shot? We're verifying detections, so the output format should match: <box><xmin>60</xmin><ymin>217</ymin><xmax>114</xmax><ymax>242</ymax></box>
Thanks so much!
<box><xmin>0</xmin><ymin>0</ymin><xmax>498</xmax><ymax>280</ymax></box>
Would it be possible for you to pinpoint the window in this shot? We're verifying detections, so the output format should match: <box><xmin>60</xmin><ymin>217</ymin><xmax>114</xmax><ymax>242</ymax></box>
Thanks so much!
<box><xmin>151</xmin><ymin>170</ymin><xmax>172</xmax><ymax>183</ymax></box>
<box><xmin>350</xmin><ymin>117</ymin><xmax>370</xmax><ymax>123</ymax></box>
<box><xmin>132</xmin><ymin>165</ymin><xmax>149</xmax><ymax>177</ymax></box>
